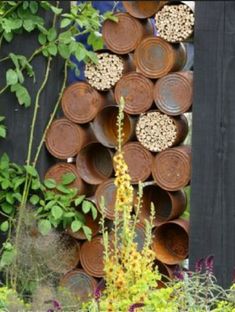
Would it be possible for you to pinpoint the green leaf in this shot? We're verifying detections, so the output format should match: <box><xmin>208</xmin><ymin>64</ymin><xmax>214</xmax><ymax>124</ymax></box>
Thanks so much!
<box><xmin>0</xmin><ymin>221</ymin><xmax>9</xmax><ymax>232</ymax></box>
<box><xmin>30</xmin><ymin>195</ymin><xmax>40</xmax><ymax>205</ymax></box>
<box><xmin>11</xmin><ymin>84</ymin><xmax>31</xmax><ymax>107</ymax></box>
<box><xmin>45</xmin><ymin>200</ymin><xmax>57</xmax><ymax>210</ymax></box>
<box><xmin>91</xmin><ymin>204</ymin><xmax>98</xmax><ymax>220</ymax></box>
<box><xmin>75</xmin><ymin>45</ymin><xmax>87</xmax><ymax>62</ymax></box>
<box><xmin>31</xmin><ymin>179</ymin><xmax>41</xmax><ymax>190</ymax></box>
<box><xmin>13</xmin><ymin>177</ymin><xmax>25</xmax><ymax>191</ymax></box>
<box><xmin>56</xmin><ymin>184</ymin><xmax>71</xmax><ymax>194</ymax></box>
<box><xmin>0</xmin><ymin>116</ymin><xmax>5</xmax><ymax>122</ymax></box>
<box><xmin>24</xmin><ymin>165</ymin><xmax>38</xmax><ymax>177</ymax></box>
<box><xmin>38</xmin><ymin>220</ymin><xmax>52</xmax><ymax>236</ymax></box>
<box><xmin>58</xmin><ymin>43</ymin><xmax>70</xmax><ymax>59</ymax></box>
<box><xmin>6</xmin><ymin>69</ymin><xmax>18</xmax><ymax>86</ymax></box>
<box><xmin>50</xmin><ymin>5</ymin><xmax>63</xmax><ymax>15</ymax></box>
<box><xmin>0</xmin><ymin>153</ymin><xmax>9</xmax><ymax>169</ymax></box>
<box><xmin>23</xmin><ymin>19</ymin><xmax>35</xmax><ymax>32</ymax></box>
<box><xmin>38</xmin><ymin>33</ymin><xmax>47</xmax><ymax>45</ymax></box>
<box><xmin>52</xmin><ymin>206</ymin><xmax>63</xmax><ymax>220</ymax></box>
<box><xmin>58</xmin><ymin>30</ymin><xmax>72</xmax><ymax>44</ymax></box>
<box><xmin>82</xmin><ymin>200</ymin><xmax>91</xmax><ymax>214</ymax></box>
<box><xmin>103</xmin><ymin>12</ymin><xmax>119</xmax><ymax>22</ymax></box>
<box><xmin>86</xmin><ymin>51</ymin><xmax>98</xmax><ymax>64</ymax></box>
<box><xmin>44</xmin><ymin>178</ymin><xmax>56</xmax><ymax>189</ymax></box>
<box><xmin>29</xmin><ymin>1</ymin><xmax>38</xmax><ymax>14</ymax></box>
<box><xmin>61</xmin><ymin>18</ymin><xmax>71</xmax><ymax>28</ymax></box>
<box><xmin>47</xmin><ymin>27</ymin><xmax>57</xmax><ymax>42</ymax></box>
<box><xmin>1</xmin><ymin>203</ymin><xmax>13</xmax><ymax>215</ymax></box>
<box><xmin>61</xmin><ymin>172</ymin><xmax>76</xmax><ymax>185</ymax></box>
<box><xmin>64</xmin><ymin>212</ymin><xmax>75</xmax><ymax>218</ymax></box>
<box><xmin>71</xmin><ymin>220</ymin><xmax>82</xmax><ymax>232</ymax></box>
<box><xmin>75</xmin><ymin>195</ymin><xmax>85</xmax><ymax>206</ymax></box>
<box><xmin>0</xmin><ymin>126</ymin><xmax>6</xmax><ymax>139</ymax></box>
<box><xmin>87</xmin><ymin>32</ymin><xmax>103</xmax><ymax>51</ymax></box>
<box><xmin>0</xmin><ymin>249</ymin><xmax>15</xmax><ymax>268</ymax></box>
<box><xmin>3</xmin><ymin>31</ymin><xmax>13</xmax><ymax>42</ymax></box>
<box><xmin>47</xmin><ymin>43</ymin><xmax>57</xmax><ymax>56</ymax></box>
<box><xmin>82</xmin><ymin>225</ymin><xmax>92</xmax><ymax>241</ymax></box>
<box><xmin>1</xmin><ymin>179</ymin><xmax>11</xmax><ymax>189</ymax></box>
<box><xmin>6</xmin><ymin>193</ymin><xmax>14</xmax><ymax>205</ymax></box>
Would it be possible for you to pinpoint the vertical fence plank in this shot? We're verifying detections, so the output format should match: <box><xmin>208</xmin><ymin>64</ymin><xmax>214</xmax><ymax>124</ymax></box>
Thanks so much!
<box><xmin>190</xmin><ymin>1</ymin><xmax>235</xmax><ymax>287</ymax></box>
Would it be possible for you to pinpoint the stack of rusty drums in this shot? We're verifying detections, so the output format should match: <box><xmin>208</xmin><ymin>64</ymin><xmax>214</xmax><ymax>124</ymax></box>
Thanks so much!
<box><xmin>44</xmin><ymin>0</ymin><xmax>194</xmax><ymax>299</ymax></box>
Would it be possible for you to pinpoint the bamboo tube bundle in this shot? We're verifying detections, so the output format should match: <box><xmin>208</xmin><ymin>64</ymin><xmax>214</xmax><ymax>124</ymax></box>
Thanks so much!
<box><xmin>84</xmin><ymin>53</ymin><xmax>124</xmax><ymax>91</ymax></box>
<box><xmin>155</xmin><ymin>2</ymin><xmax>195</xmax><ymax>43</ymax></box>
<box><xmin>136</xmin><ymin>111</ymin><xmax>188</xmax><ymax>152</ymax></box>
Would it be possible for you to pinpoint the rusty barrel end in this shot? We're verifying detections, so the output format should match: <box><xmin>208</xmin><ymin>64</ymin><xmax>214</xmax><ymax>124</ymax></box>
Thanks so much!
<box><xmin>114</xmin><ymin>72</ymin><xmax>154</xmax><ymax>115</ymax></box>
<box><xmin>154</xmin><ymin>71</ymin><xmax>193</xmax><ymax>115</ymax></box>
<box><xmin>61</xmin><ymin>82</ymin><xmax>105</xmax><ymax>124</ymax></box>
<box><xmin>45</xmin><ymin>118</ymin><xmax>88</xmax><ymax>160</ymax></box>
<box><xmin>152</xmin><ymin>218</ymin><xmax>189</xmax><ymax>265</ymax></box>
<box><xmin>95</xmin><ymin>178</ymin><xmax>116</xmax><ymax>220</ymax></box>
<box><xmin>60</xmin><ymin>269</ymin><xmax>98</xmax><ymax>302</ymax></box>
<box><xmin>80</xmin><ymin>235</ymin><xmax>104</xmax><ymax>278</ymax></box>
<box><xmin>152</xmin><ymin>145</ymin><xmax>191</xmax><ymax>191</ymax></box>
<box><xmin>76</xmin><ymin>143</ymin><xmax>113</xmax><ymax>185</ymax></box>
<box><xmin>114</xmin><ymin>142</ymin><xmax>153</xmax><ymax>184</ymax></box>
<box><xmin>134</xmin><ymin>37</ymin><xmax>187</xmax><ymax>79</ymax></box>
<box><xmin>123</xmin><ymin>1</ymin><xmax>167</xmax><ymax>19</ymax></box>
<box><xmin>45</xmin><ymin>162</ymin><xmax>86</xmax><ymax>195</ymax></box>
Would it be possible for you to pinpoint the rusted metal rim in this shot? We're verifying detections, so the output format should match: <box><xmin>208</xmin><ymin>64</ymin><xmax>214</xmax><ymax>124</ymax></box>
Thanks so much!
<box><xmin>153</xmin><ymin>71</ymin><xmax>193</xmax><ymax>115</ymax></box>
<box><xmin>113</xmin><ymin>142</ymin><xmax>153</xmax><ymax>184</ymax></box>
<box><xmin>45</xmin><ymin>118</ymin><xmax>87</xmax><ymax>160</ymax></box>
<box><xmin>60</xmin><ymin>269</ymin><xmax>98</xmax><ymax>301</ymax></box>
<box><xmin>61</xmin><ymin>82</ymin><xmax>105</xmax><ymax>124</ymax></box>
<box><xmin>152</xmin><ymin>218</ymin><xmax>189</xmax><ymax>265</ymax></box>
<box><xmin>123</xmin><ymin>1</ymin><xmax>168</xmax><ymax>19</ymax></box>
<box><xmin>95</xmin><ymin>178</ymin><xmax>116</xmax><ymax>220</ymax></box>
<box><xmin>76</xmin><ymin>143</ymin><xmax>113</xmax><ymax>185</ymax></box>
<box><xmin>114</xmin><ymin>72</ymin><xmax>154</xmax><ymax>115</ymax></box>
<box><xmin>152</xmin><ymin>146</ymin><xmax>191</xmax><ymax>191</ymax></box>
<box><xmin>80</xmin><ymin>235</ymin><xmax>104</xmax><ymax>278</ymax></box>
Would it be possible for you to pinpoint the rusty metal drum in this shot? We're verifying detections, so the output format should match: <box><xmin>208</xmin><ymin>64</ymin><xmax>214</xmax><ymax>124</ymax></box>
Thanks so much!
<box><xmin>91</xmin><ymin>105</ymin><xmax>136</xmax><ymax>148</ymax></box>
<box><xmin>60</xmin><ymin>269</ymin><xmax>98</xmax><ymax>302</ymax></box>
<box><xmin>152</xmin><ymin>218</ymin><xmax>189</xmax><ymax>265</ymax></box>
<box><xmin>61</xmin><ymin>82</ymin><xmax>106</xmax><ymax>124</ymax></box>
<box><xmin>80</xmin><ymin>235</ymin><xmax>104</xmax><ymax>278</ymax></box>
<box><xmin>137</xmin><ymin>184</ymin><xmax>187</xmax><ymax>225</ymax></box>
<box><xmin>153</xmin><ymin>71</ymin><xmax>193</xmax><ymax>115</ymax></box>
<box><xmin>134</xmin><ymin>37</ymin><xmax>187</xmax><ymax>79</ymax></box>
<box><xmin>152</xmin><ymin>145</ymin><xmax>191</xmax><ymax>191</ymax></box>
<box><xmin>113</xmin><ymin>142</ymin><xmax>153</xmax><ymax>184</ymax></box>
<box><xmin>76</xmin><ymin>143</ymin><xmax>113</xmax><ymax>185</ymax></box>
<box><xmin>123</xmin><ymin>1</ymin><xmax>167</xmax><ymax>19</ymax></box>
<box><xmin>95</xmin><ymin>178</ymin><xmax>116</xmax><ymax>220</ymax></box>
<box><xmin>114</xmin><ymin>72</ymin><xmax>154</xmax><ymax>115</ymax></box>
<box><xmin>102</xmin><ymin>12</ymin><xmax>154</xmax><ymax>54</ymax></box>
<box><xmin>45</xmin><ymin>118</ymin><xmax>89</xmax><ymax>160</ymax></box>
<box><xmin>45</xmin><ymin>163</ymin><xmax>86</xmax><ymax>195</ymax></box>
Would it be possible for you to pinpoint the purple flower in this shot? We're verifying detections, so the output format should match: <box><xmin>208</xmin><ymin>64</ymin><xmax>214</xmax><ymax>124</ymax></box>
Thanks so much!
<box><xmin>173</xmin><ymin>265</ymin><xmax>184</xmax><ymax>280</ymax></box>
<box><xmin>205</xmin><ymin>255</ymin><xmax>214</xmax><ymax>274</ymax></box>
<box><xmin>128</xmin><ymin>303</ymin><xmax>145</xmax><ymax>312</ymax></box>
<box><xmin>195</xmin><ymin>258</ymin><xmax>205</xmax><ymax>272</ymax></box>
<box><xmin>94</xmin><ymin>279</ymin><xmax>106</xmax><ymax>301</ymax></box>
<box><xmin>46</xmin><ymin>299</ymin><xmax>61</xmax><ymax>312</ymax></box>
